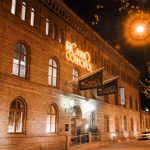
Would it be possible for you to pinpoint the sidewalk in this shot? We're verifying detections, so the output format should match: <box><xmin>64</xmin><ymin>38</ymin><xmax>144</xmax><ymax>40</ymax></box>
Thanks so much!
<box><xmin>69</xmin><ymin>139</ymin><xmax>137</xmax><ymax>150</ymax></box>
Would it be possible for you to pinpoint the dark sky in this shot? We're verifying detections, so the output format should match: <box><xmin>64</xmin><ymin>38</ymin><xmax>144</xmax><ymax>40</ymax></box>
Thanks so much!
<box><xmin>63</xmin><ymin>0</ymin><xmax>150</xmax><ymax>109</ymax></box>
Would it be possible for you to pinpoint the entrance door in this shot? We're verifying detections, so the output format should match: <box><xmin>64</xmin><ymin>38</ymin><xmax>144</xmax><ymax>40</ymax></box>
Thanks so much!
<box><xmin>70</xmin><ymin>106</ymin><xmax>82</xmax><ymax>135</ymax></box>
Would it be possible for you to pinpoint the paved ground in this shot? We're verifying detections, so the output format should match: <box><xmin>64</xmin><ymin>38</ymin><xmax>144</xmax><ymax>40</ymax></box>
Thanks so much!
<box><xmin>70</xmin><ymin>140</ymin><xmax>150</xmax><ymax>150</ymax></box>
<box><xmin>94</xmin><ymin>140</ymin><xmax>150</xmax><ymax>150</ymax></box>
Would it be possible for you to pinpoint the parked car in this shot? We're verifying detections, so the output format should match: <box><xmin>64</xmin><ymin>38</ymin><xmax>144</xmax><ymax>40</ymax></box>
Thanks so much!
<box><xmin>138</xmin><ymin>132</ymin><xmax>150</xmax><ymax>140</ymax></box>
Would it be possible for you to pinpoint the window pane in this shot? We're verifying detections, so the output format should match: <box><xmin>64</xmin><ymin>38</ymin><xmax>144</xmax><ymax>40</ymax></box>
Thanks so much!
<box><xmin>53</xmin><ymin>60</ymin><xmax>57</xmax><ymax>68</ymax></box>
<box><xmin>46</xmin><ymin>123</ymin><xmax>50</xmax><ymax>133</ymax></box>
<box><xmin>11</xmin><ymin>0</ymin><xmax>16</xmax><ymax>14</ymax></box>
<box><xmin>51</xmin><ymin>124</ymin><xmax>56</xmax><ymax>132</ymax></box>
<box><xmin>21</xmin><ymin>2</ymin><xmax>26</xmax><ymax>21</ymax></box>
<box><xmin>46</xmin><ymin>19</ymin><xmax>49</xmax><ymax>35</ymax></box>
<box><xmin>20</xmin><ymin>66</ymin><xmax>25</xmax><ymax>77</ymax></box>
<box><xmin>20</xmin><ymin>55</ymin><xmax>26</xmax><ymax>66</ymax></box>
<box><xmin>12</xmin><ymin>63</ymin><xmax>19</xmax><ymax>75</ymax></box>
<box><xmin>51</xmin><ymin>106</ymin><xmax>56</xmax><ymax>114</ymax></box>
<box><xmin>14</xmin><ymin>51</ymin><xmax>19</xmax><ymax>60</ymax></box>
<box><xmin>53</xmin><ymin>68</ymin><xmax>57</xmax><ymax>78</ymax></box>
<box><xmin>48</xmin><ymin>66</ymin><xmax>52</xmax><ymax>76</ymax></box>
<box><xmin>8</xmin><ymin>111</ymin><xmax>15</xmax><ymax>133</ymax></box>
<box><xmin>52</xmin><ymin>77</ymin><xmax>56</xmax><ymax>87</ymax></box>
<box><xmin>30</xmin><ymin>8</ymin><xmax>35</xmax><ymax>26</ymax></box>
<box><xmin>51</xmin><ymin>115</ymin><xmax>56</xmax><ymax>124</ymax></box>
<box><xmin>21</xmin><ymin>44</ymin><xmax>27</xmax><ymax>55</ymax></box>
<box><xmin>49</xmin><ymin>59</ymin><xmax>52</xmax><ymax>66</ymax></box>
<box><xmin>48</xmin><ymin>76</ymin><xmax>52</xmax><ymax>86</ymax></box>
<box><xmin>15</xmin><ymin>112</ymin><xmax>23</xmax><ymax>133</ymax></box>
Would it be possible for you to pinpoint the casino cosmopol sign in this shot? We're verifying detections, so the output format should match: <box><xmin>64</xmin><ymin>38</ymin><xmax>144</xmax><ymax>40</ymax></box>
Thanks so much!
<box><xmin>65</xmin><ymin>41</ymin><xmax>92</xmax><ymax>72</ymax></box>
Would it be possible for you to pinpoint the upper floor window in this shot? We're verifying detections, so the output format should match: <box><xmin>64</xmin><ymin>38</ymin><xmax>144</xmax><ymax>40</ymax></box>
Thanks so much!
<box><xmin>8</xmin><ymin>97</ymin><xmax>26</xmax><ymax>133</ymax></box>
<box><xmin>46</xmin><ymin>19</ymin><xmax>49</xmax><ymax>35</ymax></box>
<box><xmin>123</xmin><ymin>115</ymin><xmax>128</xmax><ymax>131</ymax></box>
<box><xmin>48</xmin><ymin>58</ymin><xmax>58</xmax><ymax>87</ymax></box>
<box><xmin>46</xmin><ymin>103</ymin><xmax>58</xmax><ymax>133</ymax></box>
<box><xmin>30</xmin><ymin>8</ymin><xmax>35</xmax><ymax>26</ymax></box>
<box><xmin>72</xmin><ymin>69</ymin><xmax>79</xmax><ymax>80</ymax></box>
<box><xmin>11</xmin><ymin>0</ymin><xmax>17</xmax><ymax>15</ymax></box>
<box><xmin>12</xmin><ymin>42</ymin><xmax>29</xmax><ymax>78</ymax></box>
<box><xmin>21</xmin><ymin>2</ymin><xmax>26</xmax><ymax>21</ymax></box>
<box><xmin>104</xmin><ymin>115</ymin><xmax>109</xmax><ymax>132</ymax></box>
<box><xmin>130</xmin><ymin>118</ymin><xmax>134</xmax><ymax>131</ymax></box>
<box><xmin>129</xmin><ymin>96</ymin><xmax>132</xmax><ymax>109</ymax></box>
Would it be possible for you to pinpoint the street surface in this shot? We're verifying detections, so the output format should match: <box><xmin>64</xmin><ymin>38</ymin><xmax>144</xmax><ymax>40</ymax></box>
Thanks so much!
<box><xmin>95</xmin><ymin>140</ymin><xmax>150</xmax><ymax>150</ymax></box>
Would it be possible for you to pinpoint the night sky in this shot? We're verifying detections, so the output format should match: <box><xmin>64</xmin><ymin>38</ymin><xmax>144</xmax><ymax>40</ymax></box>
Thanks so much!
<box><xmin>63</xmin><ymin>0</ymin><xmax>150</xmax><ymax>109</ymax></box>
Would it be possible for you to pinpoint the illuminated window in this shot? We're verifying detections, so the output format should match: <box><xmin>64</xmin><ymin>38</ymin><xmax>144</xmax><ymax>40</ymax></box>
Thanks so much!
<box><xmin>48</xmin><ymin>58</ymin><xmax>58</xmax><ymax>87</ymax></box>
<box><xmin>123</xmin><ymin>116</ymin><xmax>128</xmax><ymax>131</ymax></box>
<box><xmin>130</xmin><ymin>118</ymin><xmax>134</xmax><ymax>131</ymax></box>
<box><xmin>104</xmin><ymin>115</ymin><xmax>109</xmax><ymax>132</ymax></box>
<box><xmin>30</xmin><ymin>8</ymin><xmax>35</xmax><ymax>26</ymax></box>
<box><xmin>72</xmin><ymin>69</ymin><xmax>79</xmax><ymax>80</ymax></box>
<box><xmin>12</xmin><ymin>42</ymin><xmax>29</xmax><ymax>78</ymax></box>
<box><xmin>46</xmin><ymin>19</ymin><xmax>49</xmax><ymax>35</ymax></box>
<box><xmin>21</xmin><ymin>2</ymin><xmax>26</xmax><ymax>21</ymax></box>
<box><xmin>8</xmin><ymin>98</ymin><xmax>26</xmax><ymax>133</ymax></box>
<box><xmin>11</xmin><ymin>0</ymin><xmax>17</xmax><ymax>14</ymax></box>
<box><xmin>46</xmin><ymin>104</ymin><xmax>58</xmax><ymax>133</ymax></box>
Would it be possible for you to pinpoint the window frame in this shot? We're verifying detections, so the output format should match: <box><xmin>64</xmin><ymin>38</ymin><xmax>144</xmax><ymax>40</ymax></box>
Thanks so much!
<box><xmin>30</xmin><ymin>8</ymin><xmax>35</xmax><ymax>26</ymax></box>
<box><xmin>12</xmin><ymin>42</ymin><xmax>29</xmax><ymax>79</ymax></box>
<box><xmin>48</xmin><ymin>58</ymin><xmax>59</xmax><ymax>88</ymax></box>
<box><xmin>46</xmin><ymin>103</ymin><xmax>58</xmax><ymax>133</ymax></box>
<box><xmin>8</xmin><ymin>97</ymin><xmax>27</xmax><ymax>134</ymax></box>
<box><xmin>21</xmin><ymin>1</ymin><xmax>26</xmax><ymax>21</ymax></box>
<box><xmin>11</xmin><ymin>0</ymin><xmax>17</xmax><ymax>15</ymax></box>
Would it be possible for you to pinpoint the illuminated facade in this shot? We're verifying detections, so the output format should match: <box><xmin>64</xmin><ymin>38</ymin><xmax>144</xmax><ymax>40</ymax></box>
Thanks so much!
<box><xmin>0</xmin><ymin>0</ymin><xmax>141</xmax><ymax>149</ymax></box>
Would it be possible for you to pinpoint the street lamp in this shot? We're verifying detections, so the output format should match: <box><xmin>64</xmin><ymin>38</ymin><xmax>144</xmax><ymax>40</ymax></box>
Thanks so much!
<box><xmin>124</xmin><ymin>12</ymin><xmax>150</xmax><ymax>46</ymax></box>
<box><xmin>135</xmin><ymin>25</ymin><xmax>145</xmax><ymax>34</ymax></box>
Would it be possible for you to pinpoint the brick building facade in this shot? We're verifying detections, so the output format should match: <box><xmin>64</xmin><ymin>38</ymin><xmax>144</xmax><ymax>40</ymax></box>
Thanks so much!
<box><xmin>0</xmin><ymin>0</ymin><xmax>142</xmax><ymax>149</ymax></box>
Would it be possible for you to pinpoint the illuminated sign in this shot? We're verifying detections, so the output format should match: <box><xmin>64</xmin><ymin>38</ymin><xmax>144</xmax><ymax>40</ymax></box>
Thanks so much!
<box><xmin>65</xmin><ymin>41</ymin><xmax>92</xmax><ymax>72</ymax></box>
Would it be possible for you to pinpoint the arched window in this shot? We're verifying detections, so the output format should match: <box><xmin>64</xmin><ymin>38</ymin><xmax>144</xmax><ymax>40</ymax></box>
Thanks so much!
<box><xmin>21</xmin><ymin>2</ymin><xmax>26</xmax><ymax>21</ymax></box>
<box><xmin>48</xmin><ymin>58</ymin><xmax>58</xmax><ymax>87</ymax></box>
<box><xmin>123</xmin><ymin>115</ymin><xmax>127</xmax><ymax>131</ymax></box>
<box><xmin>12</xmin><ymin>42</ymin><xmax>29</xmax><ymax>78</ymax></box>
<box><xmin>130</xmin><ymin>118</ymin><xmax>134</xmax><ymax>131</ymax></box>
<box><xmin>72</xmin><ymin>69</ymin><xmax>79</xmax><ymax>80</ymax></box>
<box><xmin>46</xmin><ymin>104</ymin><xmax>58</xmax><ymax>133</ymax></box>
<box><xmin>30</xmin><ymin>8</ymin><xmax>35</xmax><ymax>26</ymax></box>
<box><xmin>8</xmin><ymin>98</ymin><xmax>26</xmax><ymax>133</ymax></box>
<box><xmin>46</xmin><ymin>18</ymin><xmax>49</xmax><ymax>35</ymax></box>
<box><xmin>11</xmin><ymin>0</ymin><xmax>17</xmax><ymax>14</ymax></box>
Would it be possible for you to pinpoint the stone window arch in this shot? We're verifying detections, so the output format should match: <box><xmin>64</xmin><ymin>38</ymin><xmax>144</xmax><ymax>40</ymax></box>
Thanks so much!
<box><xmin>46</xmin><ymin>103</ymin><xmax>58</xmax><ymax>133</ymax></box>
<box><xmin>8</xmin><ymin>97</ymin><xmax>27</xmax><ymax>133</ymax></box>
<box><xmin>12</xmin><ymin>42</ymin><xmax>30</xmax><ymax>79</ymax></box>
<box><xmin>48</xmin><ymin>57</ymin><xmax>59</xmax><ymax>87</ymax></box>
